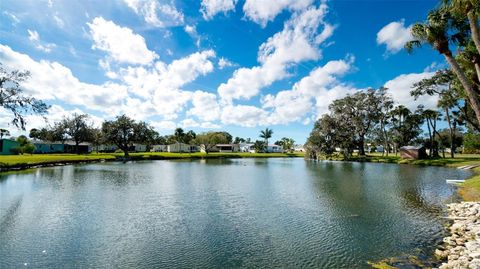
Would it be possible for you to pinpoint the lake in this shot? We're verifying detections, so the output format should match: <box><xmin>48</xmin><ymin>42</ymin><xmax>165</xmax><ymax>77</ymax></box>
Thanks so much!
<box><xmin>0</xmin><ymin>158</ymin><xmax>472</xmax><ymax>268</ymax></box>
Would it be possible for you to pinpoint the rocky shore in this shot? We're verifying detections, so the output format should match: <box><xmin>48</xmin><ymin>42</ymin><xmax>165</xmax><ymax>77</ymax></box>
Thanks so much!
<box><xmin>436</xmin><ymin>202</ymin><xmax>480</xmax><ymax>269</ymax></box>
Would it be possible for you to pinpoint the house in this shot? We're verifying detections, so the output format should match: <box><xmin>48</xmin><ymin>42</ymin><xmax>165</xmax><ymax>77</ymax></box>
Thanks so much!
<box><xmin>167</xmin><ymin>142</ymin><xmax>198</xmax><ymax>153</ymax></box>
<box><xmin>132</xmin><ymin>144</ymin><xmax>147</xmax><ymax>152</ymax></box>
<box><xmin>33</xmin><ymin>141</ymin><xmax>65</xmax><ymax>154</ymax></box>
<box><xmin>293</xmin><ymin>145</ymin><xmax>305</xmax><ymax>152</ymax></box>
<box><xmin>400</xmin><ymin>146</ymin><xmax>427</xmax><ymax>159</ymax></box>
<box><xmin>215</xmin><ymin>144</ymin><xmax>240</xmax><ymax>153</ymax></box>
<box><xmin>266</xmin><ymin>144</ymin><xmax>283</xmax><ymax>153</ymax></box>
<box><xmin>33</xmin><ymin>140</ymin><xmax>92</xmax><ymax>154</ymax></box>
<box><xmin>239</xmin><ymin>143</ymin><xmax>254</xmax><ymax>153</ymax></box>
<box><xmin>97</xmin><ymin>144</ymin><xmax>118</xmax><ymax>153</ymax></box>
<box><xmin>0</xmin><ymin>139</ymin><xmax>20</xmax><ymax>155</ymax></box>
<box><xmin>151</xmin><ymin>145</ymin><xmax>167</xmax><ymax>152</ymax></box>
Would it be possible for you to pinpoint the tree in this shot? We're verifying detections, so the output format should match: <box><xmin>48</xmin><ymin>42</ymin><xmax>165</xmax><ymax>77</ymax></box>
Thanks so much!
<box><xmin>405</xmin><ymin>8</ymin><xmax>480</xmax><ymax>125</ymax></box>
<box><xmin>259</xmin><ymin>128</ymin><xmax>273</xmax><ymax>146</ymax></box>
<box><xmin>233</xmin><ymin>137</ymin><xmax>246</xmax><ymax>144</ymax></box>
<box><xmin>305</xmin><ymin>113</ymin><xmax>354</xmax><ymax>159</ymax></box>
<box><xmin>0</xmin><ymin>65</ymin><xmax>49</xmax><ymax>129</ymax></box>
<box><xmin>252</xmin><ymin>140</ymin><xmax>266</xmax><ymax>153</ymax></box>
<box><xmin>102</xmin><ymin>115</ymin><xmax>156</xmax><ymax>157</ymax></box>
<box><xmin>411</xmin><ymin>69</ymin><xmax>466</xmax><ymax>157</ymax></box>
<box><xmin>329</xmin><ymin>89</ymin><xmax>382</xmax><ymax>156</ymax></box>
<box><xmin>91</xmin><ymin>128</ymin><xmax>104</xmax><ymax>152</ymax></box>
<box><xmin>0</xmin><ymin>128</ymin><xmax>10</xmax><ymax>139</ymax></box>
<box><xmin>389</xmin><ymin>106</ymin><xmax>424</xmax><ymax>153</ymax></box>
<box><xmin>61</xmin><ymin>113</ymin><xmax>94</xmax><ymax>154</ymax></box>
<box><xmin>15</xmin><ymin>135</ymin><xmax>35</xmax><ymax>155</ymax></box>
<box><xmin>195</xmin><ymin>132</ymin><xmax>229</xmax><ymax>153</ymax></box>
<box><xmin>422</xmin><ymin>109</ymin><xmax>441</xmax><ymax>157</ymax></box>
<box><xmin>464</xmin><ymin>132</ymin><xmax>480</xmax><ymax>153</ymax></box>
<box><xmin>174</xmin><ymin>128</ymin><xmax>185</xmax><ymax>143</ymax></box>
<box><xmin>275</xmin><ymin>137</ymin><xmax>295</xmax><ymax>152</ymax></box>
<box><xmin>443</xmin><ymin>0</ymin><xmax>480</xmax><ymax>55</ymax></box>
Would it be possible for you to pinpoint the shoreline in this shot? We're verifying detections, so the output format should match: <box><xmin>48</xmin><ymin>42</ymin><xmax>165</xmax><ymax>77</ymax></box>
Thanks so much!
<box><xmin>0</xmin><ymin>152</ymin><xmax>304</xmax><ymax>173</ymax></box>
<box><xmin>435</xmin><ymin>202</ymin><xmax>480</xmax><ymax>268</ymax></box>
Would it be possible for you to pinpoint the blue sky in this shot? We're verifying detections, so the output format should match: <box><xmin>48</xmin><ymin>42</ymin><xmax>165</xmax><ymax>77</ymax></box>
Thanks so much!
<box><xmin>0</xmin><ymin>0</ymin><xmax>444</xmax><ymax>144</ymax></box>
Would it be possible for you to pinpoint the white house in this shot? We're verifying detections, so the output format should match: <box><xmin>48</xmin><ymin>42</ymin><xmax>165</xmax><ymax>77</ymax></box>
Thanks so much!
<box><xmin>239</xmin><ymin>143</ymin><xmax>254</xmax><ymax>153</ymax></box>
<box><xmin>215</xmin><ymin>144</ymin><xmax>240</xmax><ymax>153</ymax></box>
<box><xmin>133</xmin><ymin>144</ymin><xmax>147</xmax><ymax>152</ymax></box>
<box><xmin>97</xmin><ymin>144</ymin><xmax>118</xmax><ymax>152</ymax></box>
<box><xmin>151</xmin><ymin>145</ymin><xmax>167</xmax><ymax>152</ymax></box>
<box><xmin>266</xmin><ymin>144</ymin><xmax>283</xmax><ymax>153</ymax></box>
<box><xmin>167</xmin><ymin>142</ymin><xmax>198</xmax><ymax>153</ymax></box>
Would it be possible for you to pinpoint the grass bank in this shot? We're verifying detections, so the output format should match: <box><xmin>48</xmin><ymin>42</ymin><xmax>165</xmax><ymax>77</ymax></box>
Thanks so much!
<box><xmin>0</xmin><ymin>152</ymin><xmax>304</xmax><ymax>171</ymax></box>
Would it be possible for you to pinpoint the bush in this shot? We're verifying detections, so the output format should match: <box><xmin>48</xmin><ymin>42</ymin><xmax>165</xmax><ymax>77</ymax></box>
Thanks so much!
<box><xmin>463</xmin><ymin>133</ymin><xmax>480</xmax><ymax>154</ymax></box>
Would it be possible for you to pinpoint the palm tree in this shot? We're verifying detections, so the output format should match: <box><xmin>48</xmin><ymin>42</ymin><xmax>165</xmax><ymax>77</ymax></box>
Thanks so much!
<box><xmin>174</xmin><ymin>128</ymin><xmax>185</xmax><ymax>143</ymax></box>
<box><xmin>444</xmin><ymin>0</ymin><xmax>480</xmax><ymax>54</ymax></box>
<box><xmin>259</xmin><ymin>128</ymin><xmax>273</xmax><ymax>150</ymax></box>
<box><xmin>405</xmin><ymin>8</ymin><xmax>480</xmax><ymax>125</ymax></box>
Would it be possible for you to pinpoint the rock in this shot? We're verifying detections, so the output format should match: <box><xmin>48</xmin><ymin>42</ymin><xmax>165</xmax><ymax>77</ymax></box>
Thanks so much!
<box><xmin>436</xmin><ymin>249</ymin><xmax>448</xmax><ymax>259</ymax></box>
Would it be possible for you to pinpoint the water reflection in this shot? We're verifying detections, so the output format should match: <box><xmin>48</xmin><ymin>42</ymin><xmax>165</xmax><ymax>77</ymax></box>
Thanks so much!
<box><xmin>0</xmin><ymin>159</ymin><xmax>472</xmax><ymax>268</ymax></box>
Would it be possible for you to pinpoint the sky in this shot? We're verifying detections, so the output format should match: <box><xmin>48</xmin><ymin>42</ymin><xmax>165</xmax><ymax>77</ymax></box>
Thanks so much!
<box><xmin>0</xmin><ymin>0</ymin><xmax>445</xmax><ymax>144</ymax></box>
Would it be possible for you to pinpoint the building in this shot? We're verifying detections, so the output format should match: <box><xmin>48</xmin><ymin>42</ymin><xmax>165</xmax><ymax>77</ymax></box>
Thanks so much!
<box><xmin>97</xmin><ymin>144</ymin><xmax>118</xmax><ymax>153</ymax></box>
<box><xmin>33</xmin><ymin>140</ymin><xmax>92</xmax><ymax>154</ymax></box>
<box><xmin>215</xmin><ymin>144</ymin><xmax>240</xmax><ymax>153</ymax></box>
<box><xmin>151</xmin><ymin>145</ymin><xmax>167</xmax><ymax>152</ymax></box>
<box><xmin>33</xmin><ymin>141</ymin><xmax>65</xmax><ymax>154</ymax></box>
<box><xmin>0</xmin><ymin>139</ymin><xmax>20</xmax><ymax>155</ymax></box>
<box><xmin>167</xmin><ymin>142</ymin><xmax>198</xmax><ymax>153</ymax></box>
<box><xmin>266</xmin><ymin>145</ymin><xmax>283</xmax><ymax>153</ymax></box>
<box><xmin>132</xmin><ymin>144</ymin><xmax>147</xmax><ymax>152</ymax></box>
<box><xmin>400</xmin><ymin>146</ymin><xmax>427</xmax><ymax>159</ymax></box>
<box><xmin>239</xmin><ymin>143</ymin><xmax>254</xmax><ymax>153</ymax></box>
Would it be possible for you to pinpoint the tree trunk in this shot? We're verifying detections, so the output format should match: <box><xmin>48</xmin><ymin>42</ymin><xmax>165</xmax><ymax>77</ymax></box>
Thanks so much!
<box><xmin>468</xmin><ymin>11</ymin><xmax>480</xmax><ymax>56</ymax></box>
<box><xmin>474</xmin><ymin>61</ymin><xmax>480</xmax><ymax>84</ymax></box>
<box><xmin>444</xmin><ymin>52</ymin><xmax>480</xmax><ymax>125</ymax></box>
<box><xmin>426</xmin><ymin>119</ymin><xmax>432</xmax><ymax>158</ymax></box>
<box><xmin>75</xmin><ymin>141</ymin><xmax>79</xmax><ymax>154</ymax></box>
<box><xmin>445</xmin><ymin>107</ymin><xmax>455</xmax><ymax>158</ymax></box>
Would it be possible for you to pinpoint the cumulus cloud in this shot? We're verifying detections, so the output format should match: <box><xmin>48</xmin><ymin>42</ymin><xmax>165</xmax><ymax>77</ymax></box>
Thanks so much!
<box><xmin>218</xmin><ymin>57</ymin><xmax>236</xmax><ymax>69</ymax></box>
<box><xmin>377</xmin><ymin>19</ymin><xmax>413</xmax><ymax>54</ymax></box>
<box><xmin>187</xmin><ymin>91</ymin><xmax>221</xmax><ymax>122</ymax></box>
<box><xmin>0</xmin><ymin>44</ymin><xmax>129</xmax><ymax>114</ymax></box>
<box><xmin>201</xmin><ymin>0</ymin><xmax>237</xmax><ymax>20</ymax></box>
<box><xmin>243</xmin><ymin>0</ymin><xmax>314</xmax><ymax>27</ymax></box>
<box><xmin>87</xmin><ymin>17</ymin><xmax>158</xmax><ymax>65</ymax></box>
<box><xmin>27</xmin><ymin>29</ymin><xmax>56</xmax><ymax>53</ymax></box>
<box><xmin>218</xmin><ymin>4</ymin><xmax>332</xmax><ymax>103</ymax></box>
<box><xmin>384</xmin><ymin>72</ymin><xmax>438</xmax><ymax>111</ymax></box>
<box><xmin>123</xmin><ymin>0</ymin><xmax>184</xmax><ymax>27</ymax></box>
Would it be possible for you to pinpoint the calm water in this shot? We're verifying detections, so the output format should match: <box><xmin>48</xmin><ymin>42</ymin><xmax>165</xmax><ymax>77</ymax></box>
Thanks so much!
<box><xmin>0</xmin><ymin>158</ymin><xmax>472</xmax><ymax>268</ymax></box>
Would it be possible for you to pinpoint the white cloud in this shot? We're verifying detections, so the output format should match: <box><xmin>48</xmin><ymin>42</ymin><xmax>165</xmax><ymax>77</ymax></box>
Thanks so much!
<box><xmin>53</xmin><ymin>14</ymin><xmax>65</xmax><ymax>28</ymax></box>
<box><xmin>384</xmin><ymin>72</ymin><xmax>438</xmax><ymax>111</ymax></box>
<box><xmin>87</xmin><ymin>17</ymin><xmax>158</xmax><ymax>65</ymax></box>
<box><xmin>377</xmin><ymin>19</ymin><xmax>413</xmax><ymax>54</ymax></box>
<box><xmin>201</xmin><ymin>0</ymin><xmax>237</xmax><ymax>20</ymax></box>
<box><xmin>218</xmin><ymin>4</ymin><xmax>332</xmax><ymax>103</ymax></box>
<box><xmin>218</xmin><ymin>57</ymin><xmax>236</xmax><ymax>69</ymax></box>
<box><xmin>187</xmin><ymin>91</ymin><xmax>220</xmax><ymax>121</ymax></box>
<box><xmin>184</xmin><ymin>24</ymin><xmax>201</xmax><ymax>47</ymax></box>
<box><xmin>261</xmin><ymin>57</ymin><xmax>355</xmax><ymax>124</ymax></box>
<box><xmin>243</xmin><ymin>0</ymin><xmax>314</xmax><ymax>27</ymax></box>
<box><xmin>119</xmin><ymin>50</ymin><xmax>216</xmax><ymax>119</ymax></box>
<box><xmin>123</xmin><ymin>0</ymin><xmax>184</xmax><ymax>28</ymax></box>
<box><xmin>221</xmin><ymin>105</ymin><xmax>269</xmax><ymax>127</ymax></box>
<box><xmin>3</xmin><ymin>11</ymin><xmax>20</xmax><ymax>25</ymax></box>
<box><xmin>27</xmin><ymin>29</ymin><xmax>56</xmax><ymax>53</ymax></box>
<box><xmin>0</xmin><ymin>44</ymin><xmax>128</xmax><ymax>115</ymax></box>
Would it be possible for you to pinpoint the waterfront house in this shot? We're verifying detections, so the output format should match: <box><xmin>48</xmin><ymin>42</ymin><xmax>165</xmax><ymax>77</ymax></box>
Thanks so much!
<box><xmin>167</xmin><ymin>142</ymin><xmax>198</xmax><ymax>153</ymax></box>
<box><xmin>151</xmin><ymin>145</ymin><xmax>167</xmax><ymax>152</ymax></box>
<box><xmin>0</xmin><ymin>139</ymin><xmax>20</xmax><ymax>155</ymax></box>
<box><xmin>266</xmin><ymin>145</ymin><xmax>283</xmax><ymax>153</ymax></box>
<box><xmin>239</xmin><ymin>143</ymin><xmax>254</xmax><ymax>153</ymax></box>
<box><xmin>132</xmin><ymin>144</ymin><xmax>147</xmax><ymax>152</ymax></box>
<box><xmin>33</xmin><ymin>141</ymin><xmax>65</xmax><ymax>153</ymax></box>
<box><xmin>400</xmin><ymin>146</ymin><xmax>427</xmax><ymax>159</ymax></box>
<box><xmin>215</xmin><ymin>144</ymin><xmax>240</xmax><ymax>153</ymax></box>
